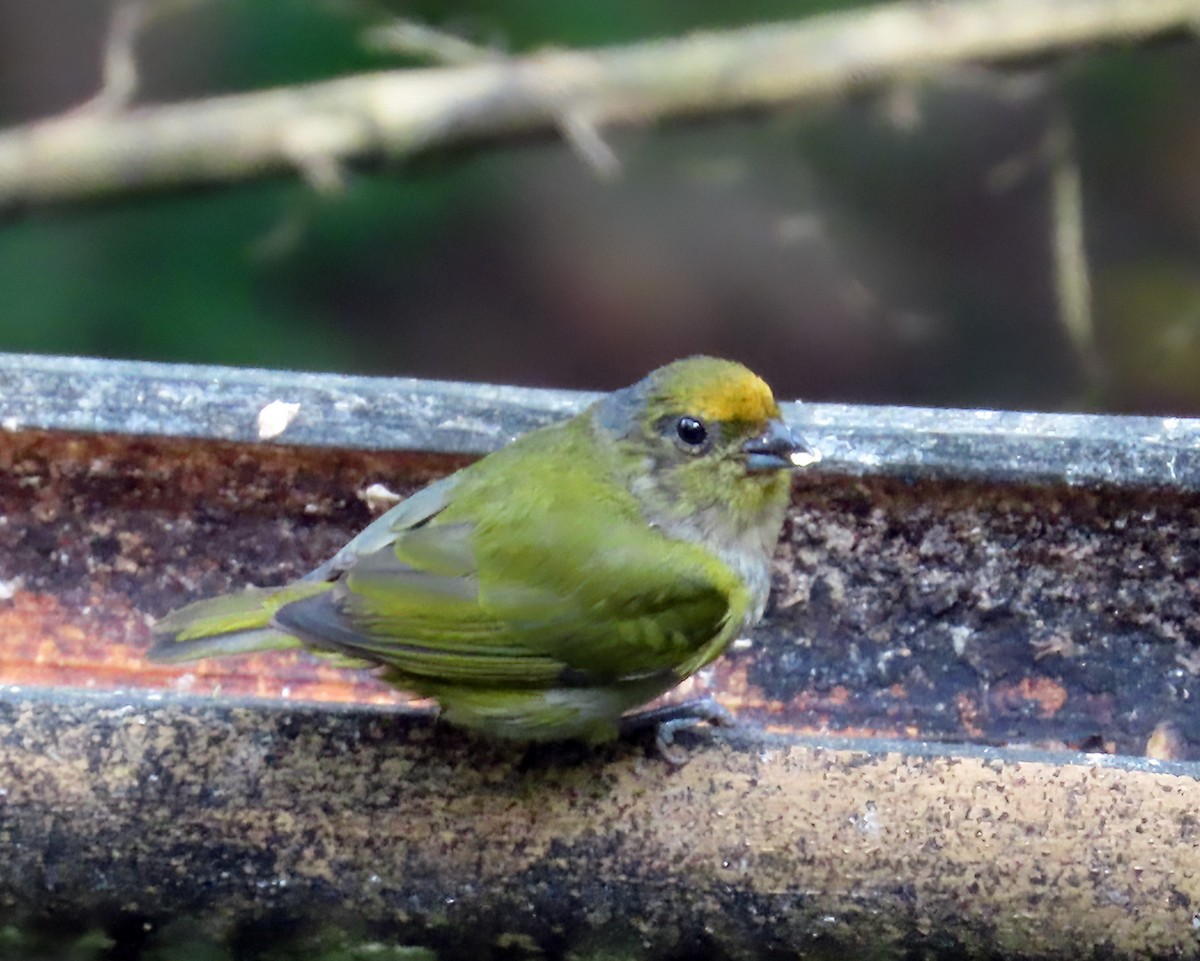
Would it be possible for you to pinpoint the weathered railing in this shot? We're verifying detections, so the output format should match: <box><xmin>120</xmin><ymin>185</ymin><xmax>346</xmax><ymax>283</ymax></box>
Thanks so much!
<box><xmin>0</xmin><ymin>353</ymin><xmax>1197</xmax><ymax>959</ymax></box>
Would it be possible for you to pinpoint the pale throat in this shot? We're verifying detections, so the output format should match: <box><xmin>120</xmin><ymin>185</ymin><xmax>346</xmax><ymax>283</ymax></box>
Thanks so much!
<box><xmin>627</xmin><ymin>466</ymin><xmax>787</xmax><ymax>625</ymax></box>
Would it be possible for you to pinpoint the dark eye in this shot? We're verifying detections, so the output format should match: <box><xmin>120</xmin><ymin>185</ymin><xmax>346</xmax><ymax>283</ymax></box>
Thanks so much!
<box><xmin>675</xmin><ymin>416</ymin><xmax>708</xmax><ymax>447</ymax></box>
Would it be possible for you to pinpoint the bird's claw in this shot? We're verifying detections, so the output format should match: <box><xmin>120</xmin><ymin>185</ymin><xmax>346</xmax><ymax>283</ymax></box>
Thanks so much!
<box><xmin>618</xmin><ymin>697</ymin><xmax>735</xmax><ymax>764</ymax></box>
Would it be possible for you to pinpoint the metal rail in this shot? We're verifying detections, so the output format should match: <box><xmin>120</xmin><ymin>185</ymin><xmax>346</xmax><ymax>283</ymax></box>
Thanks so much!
<box><xmin>0</xmin><ymin>352</ymin><xmax>1198</xmax><ymax>959</ymax></box>
<box><xmin>1</xmin><ymin>352</ymin><xmax>1198</xmax><ymax>487</ymax></box>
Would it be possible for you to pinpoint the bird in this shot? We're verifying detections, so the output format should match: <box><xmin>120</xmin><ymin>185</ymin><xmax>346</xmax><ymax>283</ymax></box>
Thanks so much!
<box><xmin>150</xmin><ymin>356</ymin><xmax>817</xmax><ymax>744</ymax></box>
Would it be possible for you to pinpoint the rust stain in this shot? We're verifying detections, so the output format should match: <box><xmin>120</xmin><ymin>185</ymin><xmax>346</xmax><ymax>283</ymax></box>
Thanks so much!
<box><xmin>956</xmin><ymin>692</ymin><xmax>986</xmax><ymax>738</ymax></box>
<box><xmin>991</xmin><ymin>676</ymin><xmax>1068</xmax><ymax>719</ymax></box>
<box><xmin>0</xmin><ymin>590</ymin><xmax>421</xmax><ymax>706</ymax></box>
<box><xmin>1146</xmin><ymin>721</ymin><xmax>1188</xmax><ymax>761</ymax></box>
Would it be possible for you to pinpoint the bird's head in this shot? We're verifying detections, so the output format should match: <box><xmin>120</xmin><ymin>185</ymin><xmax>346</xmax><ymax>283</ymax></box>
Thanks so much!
<box><xmin>594</xmin><ymin>356</ymin><xmax>818</xmax><ymax>536</ymax></box>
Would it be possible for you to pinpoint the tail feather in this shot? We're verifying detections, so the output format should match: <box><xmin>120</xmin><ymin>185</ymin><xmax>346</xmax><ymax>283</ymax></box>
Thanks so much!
<box><xmin>149</xmin><ymin>582</ymin><xmax>329</xmax><ymax>664</ymax></box>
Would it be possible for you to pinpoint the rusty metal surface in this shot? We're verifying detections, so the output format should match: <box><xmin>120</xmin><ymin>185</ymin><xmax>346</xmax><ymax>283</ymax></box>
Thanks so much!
<box><xmin>1</xmin><ymin>687</ymin><xmax>1198</xmax><ymax>960</ymax></box>
<box><xmin>0</xmin><ymin>430</ymin><xmax>461</xmax><ymax>706</ymax></box>
<box><xmin>756</xmin><ymin>474</ymin><xmax>1200</xmax><ymax>758</ymax></box>
<box><xmin>0</xmin><ymin>427</ymin><xmax>1197</xmax><ymax>759</ymax></box>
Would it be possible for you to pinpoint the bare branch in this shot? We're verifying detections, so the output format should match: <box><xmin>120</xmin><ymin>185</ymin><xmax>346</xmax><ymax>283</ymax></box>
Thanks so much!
<box><xmin>366</xmin><ymin>18</ymin><xmax>623</xmax><ymax>178</ymax></box>
<box><xmin>0</xmin><ymin>0</ymin><xmax>1197</xmax><ymax>208</ymax></box>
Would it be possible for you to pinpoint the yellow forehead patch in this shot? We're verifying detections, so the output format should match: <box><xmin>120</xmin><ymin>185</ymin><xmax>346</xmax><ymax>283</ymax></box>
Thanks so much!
<box><xmin>661</xmin><ymin>357</ymin><xmax>780</xmax><ymax>424</ymax></box>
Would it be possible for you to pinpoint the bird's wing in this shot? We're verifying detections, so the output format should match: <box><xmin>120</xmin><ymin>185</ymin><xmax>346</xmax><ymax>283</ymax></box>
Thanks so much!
<box><xmin>273</xmin><ymin>494</ymin><xmax>746</xmax><ymax>690</ymax></box>
<box><xmin>473</xmin><ymin>518</ymin><xmax>747</xmax><ymax>683</ymax></box>
<box><xmin>301</xmin><ymin>473</ymin><xmax>461</xmax><ymax>583</ymax></box>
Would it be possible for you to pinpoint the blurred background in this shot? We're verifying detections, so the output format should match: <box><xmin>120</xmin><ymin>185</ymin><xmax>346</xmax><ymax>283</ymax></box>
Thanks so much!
<box><xmin>1</xmin><ymin>0</ymin><xmax>1199</xmax><ymax>412</ymax></box>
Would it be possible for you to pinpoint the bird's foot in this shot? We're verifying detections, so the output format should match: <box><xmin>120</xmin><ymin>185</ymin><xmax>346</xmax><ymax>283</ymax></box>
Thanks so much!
<box><xmin>618</xmin><ymin>697</ymin><xmax>735</xmax><ymax>764</ymax></box>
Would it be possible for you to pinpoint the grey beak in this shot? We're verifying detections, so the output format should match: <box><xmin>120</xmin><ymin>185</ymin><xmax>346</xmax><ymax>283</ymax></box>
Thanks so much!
<box><xmin>742</xmin><ymin>419</ymin><xmax>820</xmax><ymax>472</ymax></box>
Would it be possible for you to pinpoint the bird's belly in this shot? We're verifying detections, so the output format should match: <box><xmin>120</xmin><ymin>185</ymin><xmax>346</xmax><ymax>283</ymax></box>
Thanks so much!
<box><xmin>429</xmin><ymin>676</ymin><xmax>673</xmax><ymax>744</ymax></box>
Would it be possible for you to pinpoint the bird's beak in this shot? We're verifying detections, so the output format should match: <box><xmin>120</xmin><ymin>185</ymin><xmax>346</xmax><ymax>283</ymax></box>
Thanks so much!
<box><xmin>742</xmin><ymin>419</ymin><xmax>821</xmax><ymax>472</ymax></box>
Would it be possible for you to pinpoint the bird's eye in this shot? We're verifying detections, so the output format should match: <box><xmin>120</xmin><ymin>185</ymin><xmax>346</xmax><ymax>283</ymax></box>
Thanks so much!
<box><xmin>675</xmin><ymin>416</ymin><xmax>708</xmax><ymax>448</ymax></box>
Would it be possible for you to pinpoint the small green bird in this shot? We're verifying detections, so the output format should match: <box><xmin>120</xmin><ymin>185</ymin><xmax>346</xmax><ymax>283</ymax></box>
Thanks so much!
<box><xmin>150</xmin><ymin>357</ymin><xmax>816</xmax><ymax>743</ymax></box>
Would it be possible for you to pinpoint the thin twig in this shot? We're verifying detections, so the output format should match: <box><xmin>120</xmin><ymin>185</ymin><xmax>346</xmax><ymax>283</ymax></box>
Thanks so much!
<box><xmin>71</xmin><ymin>0</ymin><xmax>205</xmax><ymax>117</ymax></box>
<box><xmin>363</xmin><ymin>20</ymin><xmax>494</xmax><ymax>65</ymax></box>
<box><xmin>1047</xmin><ymin>108</ymin><xmax>1102</xmax><ymax>385</ymax></box>
<box><xmin>0</xmin><ymin>0</ymin><xmax>1197</xmax><ymax>208</ymax></box>
<box><xmin>559</xmin><ymin>112</ymin><xmax>622</xmax><ymax>180</ymax></box>
<box><xmin>73</xmin><ymin>0</ymin><xmax>148</xmax><ymax>115</ymax></box>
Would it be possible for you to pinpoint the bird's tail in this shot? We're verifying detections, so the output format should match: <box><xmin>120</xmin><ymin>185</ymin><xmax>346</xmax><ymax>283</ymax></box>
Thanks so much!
<box><xmin>148</xmin><ymin>582</ymin><xmax>330</xmax><ymax>664</ymax></box>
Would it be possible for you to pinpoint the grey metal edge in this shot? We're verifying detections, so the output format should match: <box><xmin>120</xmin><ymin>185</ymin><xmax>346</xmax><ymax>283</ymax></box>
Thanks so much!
<box><xmin>1</xmin><ymin>352</ymin><xmax>1198</xmax><ymax>489</ymax></box>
